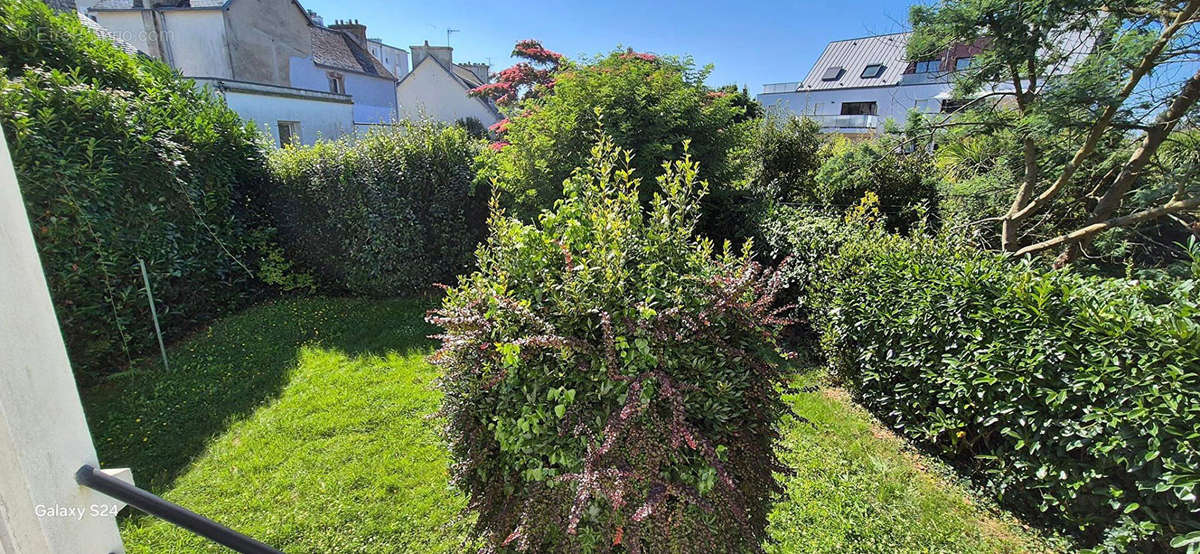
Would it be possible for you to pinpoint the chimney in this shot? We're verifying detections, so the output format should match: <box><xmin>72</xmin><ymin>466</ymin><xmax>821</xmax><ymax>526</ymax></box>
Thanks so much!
<box><xmin>329</xmin><ymin>19</ymin><xmax>367</xmax><ymax>45</ymax></box>
<box><xmin>460</xmin><ymin>62</ymin><xmax>490</xmax><ymax>83</ymax></box>
<box><xmin>306</xmin><ymin>9</ymin><xmax>324</xmax><ymax>27</ymax></box>
<box><xmin>409</xmin><ymin>39</ymin><xmax>453</xmax><ymax>68</ymax></box>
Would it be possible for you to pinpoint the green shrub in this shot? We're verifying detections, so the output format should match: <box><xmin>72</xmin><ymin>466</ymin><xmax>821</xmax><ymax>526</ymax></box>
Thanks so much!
<box><xmin>267</xmin><ymin>122</ymin><xmax>486</xmax><ymax>296</ymax></box>
<box><xmin>813</xmin><ymin>137</ymin><xmax>939</xmax><ymax>232</ymax></box>
<box><xmin>746</xmin><ymin>116</ymin><xmax>825</xmax><ymax>205</ymax></box>
<box><xmin>476</xmin><ymin>48</ymin><xmax>755</xmax><ymax>244</ymax></box>
<box><xmin>799</xmin><ymin>223</ymin><xmax>1200</xmax><ymax>552</ymax></box>
<box><xmin>429</xmin><ymin>137</ymin><xmax>794</xmax><ymax>552</ymax></box>
<box><xmin>0</xmin><ymin>0</ymin><xmax>273</xmax><ymax>381</ymax></box>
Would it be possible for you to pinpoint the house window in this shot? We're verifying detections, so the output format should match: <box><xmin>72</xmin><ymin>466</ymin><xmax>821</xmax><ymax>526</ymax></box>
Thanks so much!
<box><xmin>841</xmin><ymin>101</ymin><xmax>877</xmax><ymax>116</ymax></box>
<box><xmin>861</xmin><ymin>64</ymin><xmax>885</xmax><ymax>79</ymax></box>
<box><xmin>941</xmin><ymin>98</ymin><xmax>971</xmax><ymax>113</ymax></box>
<box><xmin>954</xmin><ymin>57</ymin><xmax>974</xmax><ymax>71</ymax></box>
<box><xmin>821</xmin><ymin>66</ymin><xmax>845</xmax><ymax>81</ymax></box>
<box><xmin>277</xmin><ymin>121</ymin><xmax>300</xmax><ymax>147</ymax></box>
<box><xmin>914</xmin><ymin>59</ymin><xmax>939</xmax><ymax>74</ymax></box>
<box><xmin>327</xmin><ymin>73</ymin><xmax>344</xmax><ymax>94</ymax></box>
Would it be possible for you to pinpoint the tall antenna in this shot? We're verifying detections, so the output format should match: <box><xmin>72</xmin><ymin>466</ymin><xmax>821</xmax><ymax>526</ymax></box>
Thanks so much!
<box><xmin>447</xmin><ymin>28</ymin><xmax>460</xmax><ymax>47</ymax></box>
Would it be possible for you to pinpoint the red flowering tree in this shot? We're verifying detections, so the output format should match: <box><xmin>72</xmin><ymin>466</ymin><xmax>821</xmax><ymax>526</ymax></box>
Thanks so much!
<box><xmin>469</xmin><ymin>39</ymin><xmax>565</xmax><ymax>108</ymax></box>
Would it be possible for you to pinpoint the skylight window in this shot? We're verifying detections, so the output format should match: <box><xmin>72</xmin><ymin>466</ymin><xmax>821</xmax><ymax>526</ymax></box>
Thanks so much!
<box><xmin>914</xmin><ymin>59</ymin><xmax>939</xmax><ymax>74</ymax></box>
<box><xmin>821</xmin><ymin>66</ymin><xmax>845</xmax><ymax>81</ymax></box>
<box><xmin>861</xmin><ymin>64</ymin><xmax>885</xmax><ymax>79</ymax></box>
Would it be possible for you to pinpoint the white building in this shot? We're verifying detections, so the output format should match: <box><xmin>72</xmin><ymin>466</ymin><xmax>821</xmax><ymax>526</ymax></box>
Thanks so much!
<box><xmin>86</xmin><ymin>0</ymin><xmax>397</xmax><ymax>146</ymax></box>
<box><xmin>396</xmin><ymin>41</ymin><xmax>502</xmax><ymax>126</ymax></box>
<box><xmin>367</xmin><ymin>38</ymin><xmax>409</xmax><ymax>83</ymax></box>
<box><xmin>758</xmin><ymin>32</ymin><xmax>986</xmax><ymax>134</ymax></box>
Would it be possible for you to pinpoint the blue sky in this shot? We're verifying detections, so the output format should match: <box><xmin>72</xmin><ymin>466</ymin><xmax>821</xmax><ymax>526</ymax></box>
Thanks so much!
<box><xmin>298</xmin><ymin>0</ymin><xmax>920</xmax><ymax>94</ymax></box>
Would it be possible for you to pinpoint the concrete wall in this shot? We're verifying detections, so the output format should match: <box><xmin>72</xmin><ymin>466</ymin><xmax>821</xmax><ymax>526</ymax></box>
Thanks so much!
<box><xmin>90</xmin><ymin>10</ymin><xmax>157</xmax><ymax>57</ymax></box>
<box><xmin>219</xmin><ymin>87</ymin><xmax>354</xmax><ymax>146</ymax></box>
<box><xmin>222</xmin><ymin>0</ymin><xmax>311</xmax><ymax>86</ymax></box>
<box><xmin>396</xmin><ymin>58</ymin><xmax>500</xmax><ymax>125</ymax></box>
<box><xmin>0</xmin><ymin>119</ymin><xmax>125</xmax><ymax>554</ymax></box>
<box><xmin>159</xmin><ymin>10</ymin><xmax>231</xmax><ymax>78</ymax></box>
<box><xmin>289</xmin><ymin>58</ymin><xmax>397</xmax><ymax>124</ymax></box>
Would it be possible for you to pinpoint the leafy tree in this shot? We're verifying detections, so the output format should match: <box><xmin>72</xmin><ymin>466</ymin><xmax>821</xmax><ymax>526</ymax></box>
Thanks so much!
<box><xmin>474</xmin><ymin>43</ymin><xmax>756</xmax><ymax>243</ymax></box>
<box><xmin>909</xmin><ymin>0</ymin><xmax>1200</xmax><ymax>265</ymax></box>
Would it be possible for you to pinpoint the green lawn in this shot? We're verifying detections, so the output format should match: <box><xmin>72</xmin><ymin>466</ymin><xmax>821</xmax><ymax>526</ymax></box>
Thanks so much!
<box><xmin>82</xmin><ymin>297</ymin><xmax>1060</xmax><ymax>553</ymax></box>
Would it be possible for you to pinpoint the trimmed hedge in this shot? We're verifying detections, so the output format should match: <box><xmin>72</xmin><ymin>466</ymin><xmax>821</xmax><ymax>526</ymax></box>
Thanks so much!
<box><xmin>267</xmin><ymin>123</ymin><xmax>486</xmax><ymax>296</ymax></box>
<box><xmin>774</xmin><ymin>206</ymin><xmax>1200</xmax><ymax>552</ymax></box>
<box><xmin>1</xmin><ymin>0</ymin><xmax>273</xmax><ymax>381</ymax></box>
<box><xmin>429</xmin><ymin>137</ymin><xmax>794</xmax><ymax>551</ymax></box>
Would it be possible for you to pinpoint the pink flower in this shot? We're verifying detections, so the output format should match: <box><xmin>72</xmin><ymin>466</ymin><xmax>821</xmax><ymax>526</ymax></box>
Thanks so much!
<box><xmin>489</xmin><ymin>141</ymin><xmax>510</xmax><ymax>151</ymax></box>
<box><xmin>620</xmin><ymin>51</ymin><xmax>658</xmax><ymax>62</ymax></box>
<box><xmin>513</xmin><ymin>39</ymin><xmax>564</xmax><ymax>64</ymax></box>
<box><xmin>488</xmin><ymin>118</ymin><xmax>510</xmax><ymax>133</ymax></box>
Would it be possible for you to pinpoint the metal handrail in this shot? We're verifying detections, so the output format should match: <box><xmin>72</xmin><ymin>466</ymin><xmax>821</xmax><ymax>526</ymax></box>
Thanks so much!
<box><xmin>75</xmin><ymin>465</ymin><xmax>283</xmax><ymax>554</ymax></box>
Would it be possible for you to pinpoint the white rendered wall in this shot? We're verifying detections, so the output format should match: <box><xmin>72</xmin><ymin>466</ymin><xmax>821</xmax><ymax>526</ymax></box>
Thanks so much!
<box><xmin>221</xmin><ymin>90</ymin><xmax>353</xmax><ymax>146</ymax></box>
<box><xmin>758</xmin><ymin>81</ymin><xmax>951</xmax><ymax>130</ymax></box>
<box><xmin>288</xmin><ymin>57</ymin><xmax>398</xmax><ymax>124</ymax></box>
<box><xmin>396</xmin><ymin>59</ymin><xmax>500</xmax><ymax>125</ymax></box>
<box><xmin>0</xmin><ymin>120</ymin><xmax>125</xmax><ymax>553</ymax></box>
<box><xmin>90</xmin><ymin>11</ymin><xmax>154</xmax><ymax>55</ymax></box>
<box><xmin>160</xmin><ymin>10</ymin><xmax>231</xmax><ymax>78</ymax></box>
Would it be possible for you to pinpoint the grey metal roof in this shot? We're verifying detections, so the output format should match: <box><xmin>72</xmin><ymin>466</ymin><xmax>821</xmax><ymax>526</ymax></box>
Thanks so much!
<box><xmin>799</xmin><ymin>32</ymin><xmax>911</xmax><ymax>91</ymax></box>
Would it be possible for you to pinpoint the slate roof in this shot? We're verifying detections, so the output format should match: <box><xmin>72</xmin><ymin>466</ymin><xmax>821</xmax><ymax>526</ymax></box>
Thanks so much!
<box><xmin>799</xmin><ymin>32</ymin><xmax>911</xmax><ymax>91</ymax></box>
<box><xmin>451</xmin><ymin>64</ymin><xmax>485</xmax><ymax>88</ymax></box>
<box><xmin>311</xmin><ymin>26</ymin><xmax>395</xmax><ymax>80</ymax></box>
<box><xmin>90</xmin><ymin>0</ymin><xmax>227</xmax><ymax>9</ymax></box>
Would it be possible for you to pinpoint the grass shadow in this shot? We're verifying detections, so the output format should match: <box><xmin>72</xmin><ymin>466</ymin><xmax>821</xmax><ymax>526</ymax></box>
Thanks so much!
<box><xmin>80</xmin><ymin>295</ymin><xmax>438</xmax><ymax>494</ymax></box>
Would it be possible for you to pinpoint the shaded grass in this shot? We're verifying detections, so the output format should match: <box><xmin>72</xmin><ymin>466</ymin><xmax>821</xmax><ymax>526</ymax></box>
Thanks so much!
<box><xmin>85</xmin><ymin>297</ymin><xmax>1060</xmax><ymax>552</ymax></box>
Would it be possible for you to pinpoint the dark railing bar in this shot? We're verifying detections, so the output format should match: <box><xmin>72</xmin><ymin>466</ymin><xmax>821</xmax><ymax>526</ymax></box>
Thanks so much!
<box><xmin>75</xmin><ymin>465</ymin><xmax>283</xmax><ymax>554</ymax></box>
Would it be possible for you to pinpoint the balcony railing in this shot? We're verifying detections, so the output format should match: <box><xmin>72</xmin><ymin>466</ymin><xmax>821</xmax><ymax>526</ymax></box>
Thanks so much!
<box><xmin>802</xmin><ymin>114</ymin><xmax>881</xmax><ymax>132</ymax></box>
<box><xmin>760</xmin><ymin>82</ymin><xmax>800</xmax><ymax>94</ymax></box>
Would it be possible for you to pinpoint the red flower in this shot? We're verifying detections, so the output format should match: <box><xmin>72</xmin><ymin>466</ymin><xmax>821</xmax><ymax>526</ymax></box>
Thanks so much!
<box><xmin>488</xmin><ymin>118</ymin><xmax>511</xmax><ymax>133</ymax></box>
<box><xmin>489</xmin><ymin>141</ymin><xmax>510</xmax><ymax>151</ymax></box>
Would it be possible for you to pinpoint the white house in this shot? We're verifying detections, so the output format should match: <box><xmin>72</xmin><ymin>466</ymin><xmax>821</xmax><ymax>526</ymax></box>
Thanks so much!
<box><xmin>758</xmin><ymin>32</ymin><xmax>989</xmax><ymax>134</ymax></box>
<box><xmin>86</xmin><ymin>0</ymin><xmax>398</xmax><ymax>146</ymax></box>
<box><xmin>396</xmin><ymin>41</ymin><xmax>502</xmax><ymax>126</ymax></box>
<box><xmin>367</xmin><ymin>37</ymin><xmax>409</xmax><ymax>83</ymax></box>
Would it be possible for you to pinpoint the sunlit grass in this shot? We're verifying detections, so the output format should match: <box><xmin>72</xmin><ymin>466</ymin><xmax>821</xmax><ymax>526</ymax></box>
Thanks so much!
<box><xmin>83</xmin><ymin>297</ymin><xmax>1060</xmax><ymax>553</ymax></box>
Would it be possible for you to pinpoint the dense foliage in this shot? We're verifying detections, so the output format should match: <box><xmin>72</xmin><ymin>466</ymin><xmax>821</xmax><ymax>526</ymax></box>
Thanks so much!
<box><xmin>429</xmin><ymin>137</ymin><xmax>794</xmax><ymax>552</ymax></box>
<box><xmin>475</xmin><ymin>45</ymin><xmax>755</xmax><ymax>240</ymax></box>
<box><xmin>812</xmin><ymin>137</ymin><xmax>939</xmax><ymax>232</ymax></box>
<box><xmin>0</xmin><ymin>0</ymin><xmax>274</xmax><ymax>380</ymax></box>
<box><xmin>766</xmin><ymin>203</ymin><xmax>1200</xmax><ymax>552</ymax></box>
<box><xmin>745</xmin><ymin>116</ymin><xmax>824</xmax><ymax>206</ymax></box>
<box><xmin>267</xmin><ymin>123</ymin><xmax>486</xmax><ymax>296</ymax></box>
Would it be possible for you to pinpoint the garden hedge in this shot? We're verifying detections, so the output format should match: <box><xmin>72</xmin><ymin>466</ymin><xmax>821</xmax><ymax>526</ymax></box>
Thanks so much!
<box><xmin>267</xmin><ymin>122</ymin><xmax>486</xmax><ymax>296</ymax></box>
<box><xmin>773</xmin><ymin>205</ymin><xmax>1200</xmax><ymax>552</ymax></box>
<box><xmin>1</xmin><ymin>0</ymin><xmax>274</xmax><ymax>381</ymax></box>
